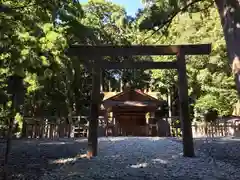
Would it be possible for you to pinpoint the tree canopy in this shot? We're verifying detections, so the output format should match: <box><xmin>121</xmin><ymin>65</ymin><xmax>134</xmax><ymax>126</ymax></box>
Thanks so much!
<box><xmin>0</xmin><ymin>0</ymin><xmax>238</xmax><ymax>130</ymax></box>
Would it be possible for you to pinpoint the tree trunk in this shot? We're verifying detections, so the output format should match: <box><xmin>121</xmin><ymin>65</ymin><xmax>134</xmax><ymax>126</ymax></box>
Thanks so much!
<box><xmin>3</xmin><ymin>94</ymin><xmax>16</xmax><ymax>180</ymax></box>
<box><xmin>215</xmin><ymin>0</ymin><xmax>240</xmax><ymax>95</ymax></box>
<box><xmin>21</xmin><ymin>119</ymin><xmax>27</xmax><ymax>138</ymax></box>
<box><xmin>100</xmin><ymin>69</ymin><xmax>103</xmax><ymax>92</ymax></box>
<box><xmin>67</xmin><ymin>107</ymin><xmax>73</xmax><ymax>138</ymax></box>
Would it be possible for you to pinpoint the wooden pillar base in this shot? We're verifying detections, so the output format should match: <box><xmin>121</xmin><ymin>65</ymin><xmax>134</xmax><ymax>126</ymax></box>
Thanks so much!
<box><xmin>177</xmin><ymin>51</ymin><xmax>194</xmax><ymax>158</ymax></box>
<box><xmin>87</xmin><ymin>65</ymin><xmax>100</xmax><ymax>157</ymax></box>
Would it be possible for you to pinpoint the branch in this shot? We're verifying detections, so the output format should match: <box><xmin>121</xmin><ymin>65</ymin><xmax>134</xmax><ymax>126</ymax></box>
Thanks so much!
<box><xmin>152</xmin><ymin>21</ymin><xmax>172</xmax><ymax>44</ymax></box>
<box><xmin>140</xmin><ymin>0</ymin><xmax>204</xmax><ymax>44</ymax></box>
<box><xmin>152</xmin><ymin>0</ymin><xmax>215</xmax><ymax>44</ymax></box>
<box><xmin>0</xmin><ymin>1</ymin><xmax>36</xmax><ymax>13</ymax></box>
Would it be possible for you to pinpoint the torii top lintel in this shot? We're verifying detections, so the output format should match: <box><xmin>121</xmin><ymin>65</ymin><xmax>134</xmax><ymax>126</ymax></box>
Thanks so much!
<box><xmin>69</xmin><ymin>44</ymin><xmax>211</xmax><ymax>57</ymax></box>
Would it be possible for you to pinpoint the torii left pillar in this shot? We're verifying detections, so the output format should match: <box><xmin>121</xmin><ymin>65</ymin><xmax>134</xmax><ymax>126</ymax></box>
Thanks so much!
<box><xmin>87</xmin><ymin>65</ymin><xmax>100</xmax><ymax>157</ymax></box>
<box><xmin>177</xmin><ymin>50</ymin><xmax>195</xmax><ymax>157</ymax></box>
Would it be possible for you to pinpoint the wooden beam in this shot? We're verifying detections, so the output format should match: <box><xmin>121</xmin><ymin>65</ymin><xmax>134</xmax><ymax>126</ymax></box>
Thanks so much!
<box><xmin>95</xmin><ymin>61</ymin><xmax>177</xmax><ymax>69</ymax></box>
<box><xmin>69</xmin><ymin>44</ymin><xmax>211</xmax><ymax>57</ymax></box>
<box><xmin>113</xmin><ymin>113</ymin><xmax>146</xmax><ymax>115</ymax></box>
<box><xmin>177</xmin><ymin>51</ymin><xmax>195</xmax><ymax>157</ymax></box>
<box><xmin>103</xmin><ymin>100</ymin><xmax>159</xmax><ymax>107</ymax></box>
<box><xmin>112</xmin><ymin>107</ymin><xmax>158</xmax><ymax>113</ymax></box>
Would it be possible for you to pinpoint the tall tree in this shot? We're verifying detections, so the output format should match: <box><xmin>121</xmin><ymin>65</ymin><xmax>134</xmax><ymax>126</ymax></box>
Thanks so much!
<box><xmin>139</xmin><ymin>0</ymin><xmax>240</xmax><ymax>95</ymax></box>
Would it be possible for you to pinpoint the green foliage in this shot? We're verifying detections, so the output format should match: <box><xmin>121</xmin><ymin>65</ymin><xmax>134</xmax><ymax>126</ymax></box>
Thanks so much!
<box><xmin>139</xmin><ymin>5</ymin><xmax>237</xmax><ymax>118</ymax></box>
<box><xmin>15</xmin><ymin>112</ymin><xmax>23</xmax><ymax>129</ymax></box>
<box><xmin>0</xmin><ymin>0</ymin><xmax>238</xmax><ymax>131</ymax></box>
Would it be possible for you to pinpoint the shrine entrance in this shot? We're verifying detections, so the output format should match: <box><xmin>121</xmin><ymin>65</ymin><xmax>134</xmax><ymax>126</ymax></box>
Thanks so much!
<box><xmin>69</xmin><ymin>44</ymin><xmax>211</xmax><ymax>158</ymax></box>
<box><xmin>102</xmin><ymin>88</ymin><xmax>163</xmax><ymax>136</ymax></box>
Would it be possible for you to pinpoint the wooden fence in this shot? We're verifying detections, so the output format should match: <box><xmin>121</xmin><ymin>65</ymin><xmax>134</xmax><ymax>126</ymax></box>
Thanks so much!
<box><xmin>24</xmin><ymin>120</ymin><xmax>72</xmax><ymax>138</ymax></box>
<box><xmin>22</xmin><ymin>116</ymin><xmax>106</xmax><ymax>138</ymax></box>
<box><xmin>1</xmin><ymin>116</ymin><xmax>240</xmax><ymax>139</ymax></box>
<box><xmin>192</xmin><ymin>120</ymin><xmax>240</xmax><ymax>138</ymax></box>
<box><xmin>166</xmin><ymin>116</ymin><xmax>240</xmax><ymax>138</ymax></box>
<box><xmin>23</xmin><ymin>118</ymin><xmax>240</xmax><ymax>138</ymax></box>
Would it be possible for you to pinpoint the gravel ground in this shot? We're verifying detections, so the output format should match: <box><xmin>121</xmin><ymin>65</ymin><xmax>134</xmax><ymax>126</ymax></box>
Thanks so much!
<box><xmin>0</xmin><ymin>137</ymin><xmax>240</xmax><ymax>180</ymax></box>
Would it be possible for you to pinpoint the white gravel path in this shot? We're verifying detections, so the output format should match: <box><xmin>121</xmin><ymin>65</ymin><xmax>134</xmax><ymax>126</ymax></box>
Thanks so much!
<box><xmin>39</xmin><ymin>137</ymin><xmax>240</xmax><ymax>180</ymax></box>
<box><xmin>1</xmin><ymin>137</ymin><xmax>240</xmax><ymax>180</ymax></box>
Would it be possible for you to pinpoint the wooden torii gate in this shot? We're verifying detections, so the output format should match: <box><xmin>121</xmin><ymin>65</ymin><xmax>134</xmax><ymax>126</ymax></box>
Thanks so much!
<box><xmin>69</xmin><ymin>44</ymin><xmax>211</xmax><ymax>158</ymax></box>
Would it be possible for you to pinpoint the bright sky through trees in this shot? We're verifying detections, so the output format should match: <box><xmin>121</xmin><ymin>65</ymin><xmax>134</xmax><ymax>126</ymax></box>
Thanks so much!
<box><xmin>80</xmin><ymin>0</ymin><xmax>143</xmax><ymax>16</ymax></box>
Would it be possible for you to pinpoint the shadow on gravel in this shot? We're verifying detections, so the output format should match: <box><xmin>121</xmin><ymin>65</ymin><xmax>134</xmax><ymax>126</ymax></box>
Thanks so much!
<box><xmin>0</xmin><ymin>138</ymin><xmax>88</xmax><ymax>180</ymax></box>
<box><xmin>172</xmin><ymin>136</ymin><xmax>240</xmax><ymax>168</ymax></box>
<box><xmin>194</xmin><ymin>137</ymin><xmax>240</xmax><ymax>167</ymax></box>
<box><xmin>1</xmin><ymin>137</ymin><xmax>240</xmax><ymax>180</ymax></box>
<box><xmin>123</xmin><ymin>137</ymin><xmax>240</xmax><ymax>180</ymax></box>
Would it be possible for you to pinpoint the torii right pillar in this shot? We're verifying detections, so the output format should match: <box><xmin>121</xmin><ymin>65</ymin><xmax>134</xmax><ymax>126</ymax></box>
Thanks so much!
<box><xmin>177</xmin><ymin>50</ymin><xmax>195</xmax><ymax>157</ymax></box>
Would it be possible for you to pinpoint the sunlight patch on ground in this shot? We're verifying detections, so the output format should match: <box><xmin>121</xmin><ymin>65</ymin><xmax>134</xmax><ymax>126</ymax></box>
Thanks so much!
<box><xmin>50</xmin><ymin>153</ymin><xmax>94</xmax><ymax>165</ymax></box>
<box><xmin>100</xmin><ymin>137</ymin><xmax>132</xmax><ymax>142</ymax></box>
<box><xmin>74</xmin><ymin>138</ymin><xmax>88</xmax><ymax>143</ymax></box>
<box><xmin>129</xmin><ymin>162</ymin><xmax>148</xmax><ymax>168</ymax></box>
<box><xmin>171</xmin><ymin>152</ymin><xmax>183</xmax><ymax>159</ymax></box>
<box><xmin>49</xmin><ymin>158</ymin><xmax>77</xmax><ymax>164</ymax></box>
<box><xmin>152</xmin><ymin>158</ymin><xmax>168</xmax><ymax>164</ymax></box>
<box><xmin>39</xmin><ymin>141</ymin><xmax>71</xmax><ymax>145</ymax></box>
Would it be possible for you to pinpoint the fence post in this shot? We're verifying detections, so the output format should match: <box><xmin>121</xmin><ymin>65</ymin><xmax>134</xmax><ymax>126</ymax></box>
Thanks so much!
<box><xmin>224</xmin><ymin>120</ymin><xmax>227</xmax><ymax>136</ymax></box>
